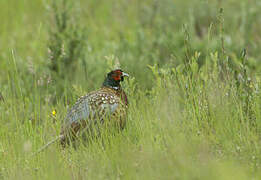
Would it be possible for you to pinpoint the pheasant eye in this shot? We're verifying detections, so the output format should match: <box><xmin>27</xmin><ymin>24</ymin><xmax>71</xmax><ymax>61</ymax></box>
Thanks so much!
<box><xmin>115</xmin><ymin>70</ymin><xmax>123</xmax><ymax>75</ymax></box>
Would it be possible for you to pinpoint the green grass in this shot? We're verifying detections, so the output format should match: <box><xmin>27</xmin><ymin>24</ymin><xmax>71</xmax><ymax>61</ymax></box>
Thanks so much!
<box><xmin>0</xmin><ymin>0</ymin><xmax>261</xmax><ymax>179</ymax></box>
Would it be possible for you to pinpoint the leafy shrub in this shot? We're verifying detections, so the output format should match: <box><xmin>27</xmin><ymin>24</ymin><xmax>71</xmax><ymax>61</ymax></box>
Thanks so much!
<box><xmin>47</xmin><ymin>0</ymin><xmax>87</xmax><ymax>99</ymax></box>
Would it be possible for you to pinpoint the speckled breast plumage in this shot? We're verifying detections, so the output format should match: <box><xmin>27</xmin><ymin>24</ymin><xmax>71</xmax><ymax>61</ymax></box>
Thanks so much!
<box><xmin>60</xmin><ymin>87</ymin><xmax>128</xmax><ymax>143</ymax></box>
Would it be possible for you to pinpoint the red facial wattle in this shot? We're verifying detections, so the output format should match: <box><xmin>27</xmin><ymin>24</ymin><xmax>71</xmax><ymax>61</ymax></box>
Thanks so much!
<box><xmin>113</xmin><ymin>75</ymin><xmax>121</xmax><ymax>81</ymax></box>
<box><xmin>112</xmin><ymin>70</ymin><xmax>123</xmax><ymax>81</ymax></box>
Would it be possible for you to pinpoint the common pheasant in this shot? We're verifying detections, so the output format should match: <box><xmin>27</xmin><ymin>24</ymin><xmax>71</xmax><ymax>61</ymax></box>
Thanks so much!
<box><xmin>60</xmin><ymin>69</ymin><xmax>129</xmax><ymax>146</ymax></box>
<box><xmin>34</xmin><ymin>69</ymin><xmax>129</xmax><ymax>154</ymax></box>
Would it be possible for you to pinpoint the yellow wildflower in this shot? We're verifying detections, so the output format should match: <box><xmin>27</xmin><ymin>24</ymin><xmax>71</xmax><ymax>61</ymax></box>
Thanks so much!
<box><xmin>52</xmin><ymin>109</ymin><xmax>56</xmax><ymax>116</ymax></box>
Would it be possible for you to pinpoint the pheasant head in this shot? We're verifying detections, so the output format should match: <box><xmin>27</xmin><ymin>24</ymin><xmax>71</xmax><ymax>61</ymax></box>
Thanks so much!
<box><xmin>102</xmin><ymin>69</ymin><xmax>129</xmax><ymax>90</ymax></box>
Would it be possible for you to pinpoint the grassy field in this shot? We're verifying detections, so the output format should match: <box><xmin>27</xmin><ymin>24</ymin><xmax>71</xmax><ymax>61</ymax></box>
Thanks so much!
<box><xmin>0</xmin><ymin>0</ymin><xmax>261</xmax><ymax>179</ymax></box>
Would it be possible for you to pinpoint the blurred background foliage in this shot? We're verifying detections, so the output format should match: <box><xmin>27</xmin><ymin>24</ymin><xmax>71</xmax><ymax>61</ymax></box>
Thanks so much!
<box><xmin>0</xmin><ymin>0</ymin><xmax>260</xmax><ymax>96</ymax></box>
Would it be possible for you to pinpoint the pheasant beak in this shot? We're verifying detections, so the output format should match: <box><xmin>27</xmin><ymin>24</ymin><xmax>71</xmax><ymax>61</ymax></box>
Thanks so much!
<box><xmin>122</xmin><ymin>72</ymin><xmax>129</xmax><ymax>77</ymax></box>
